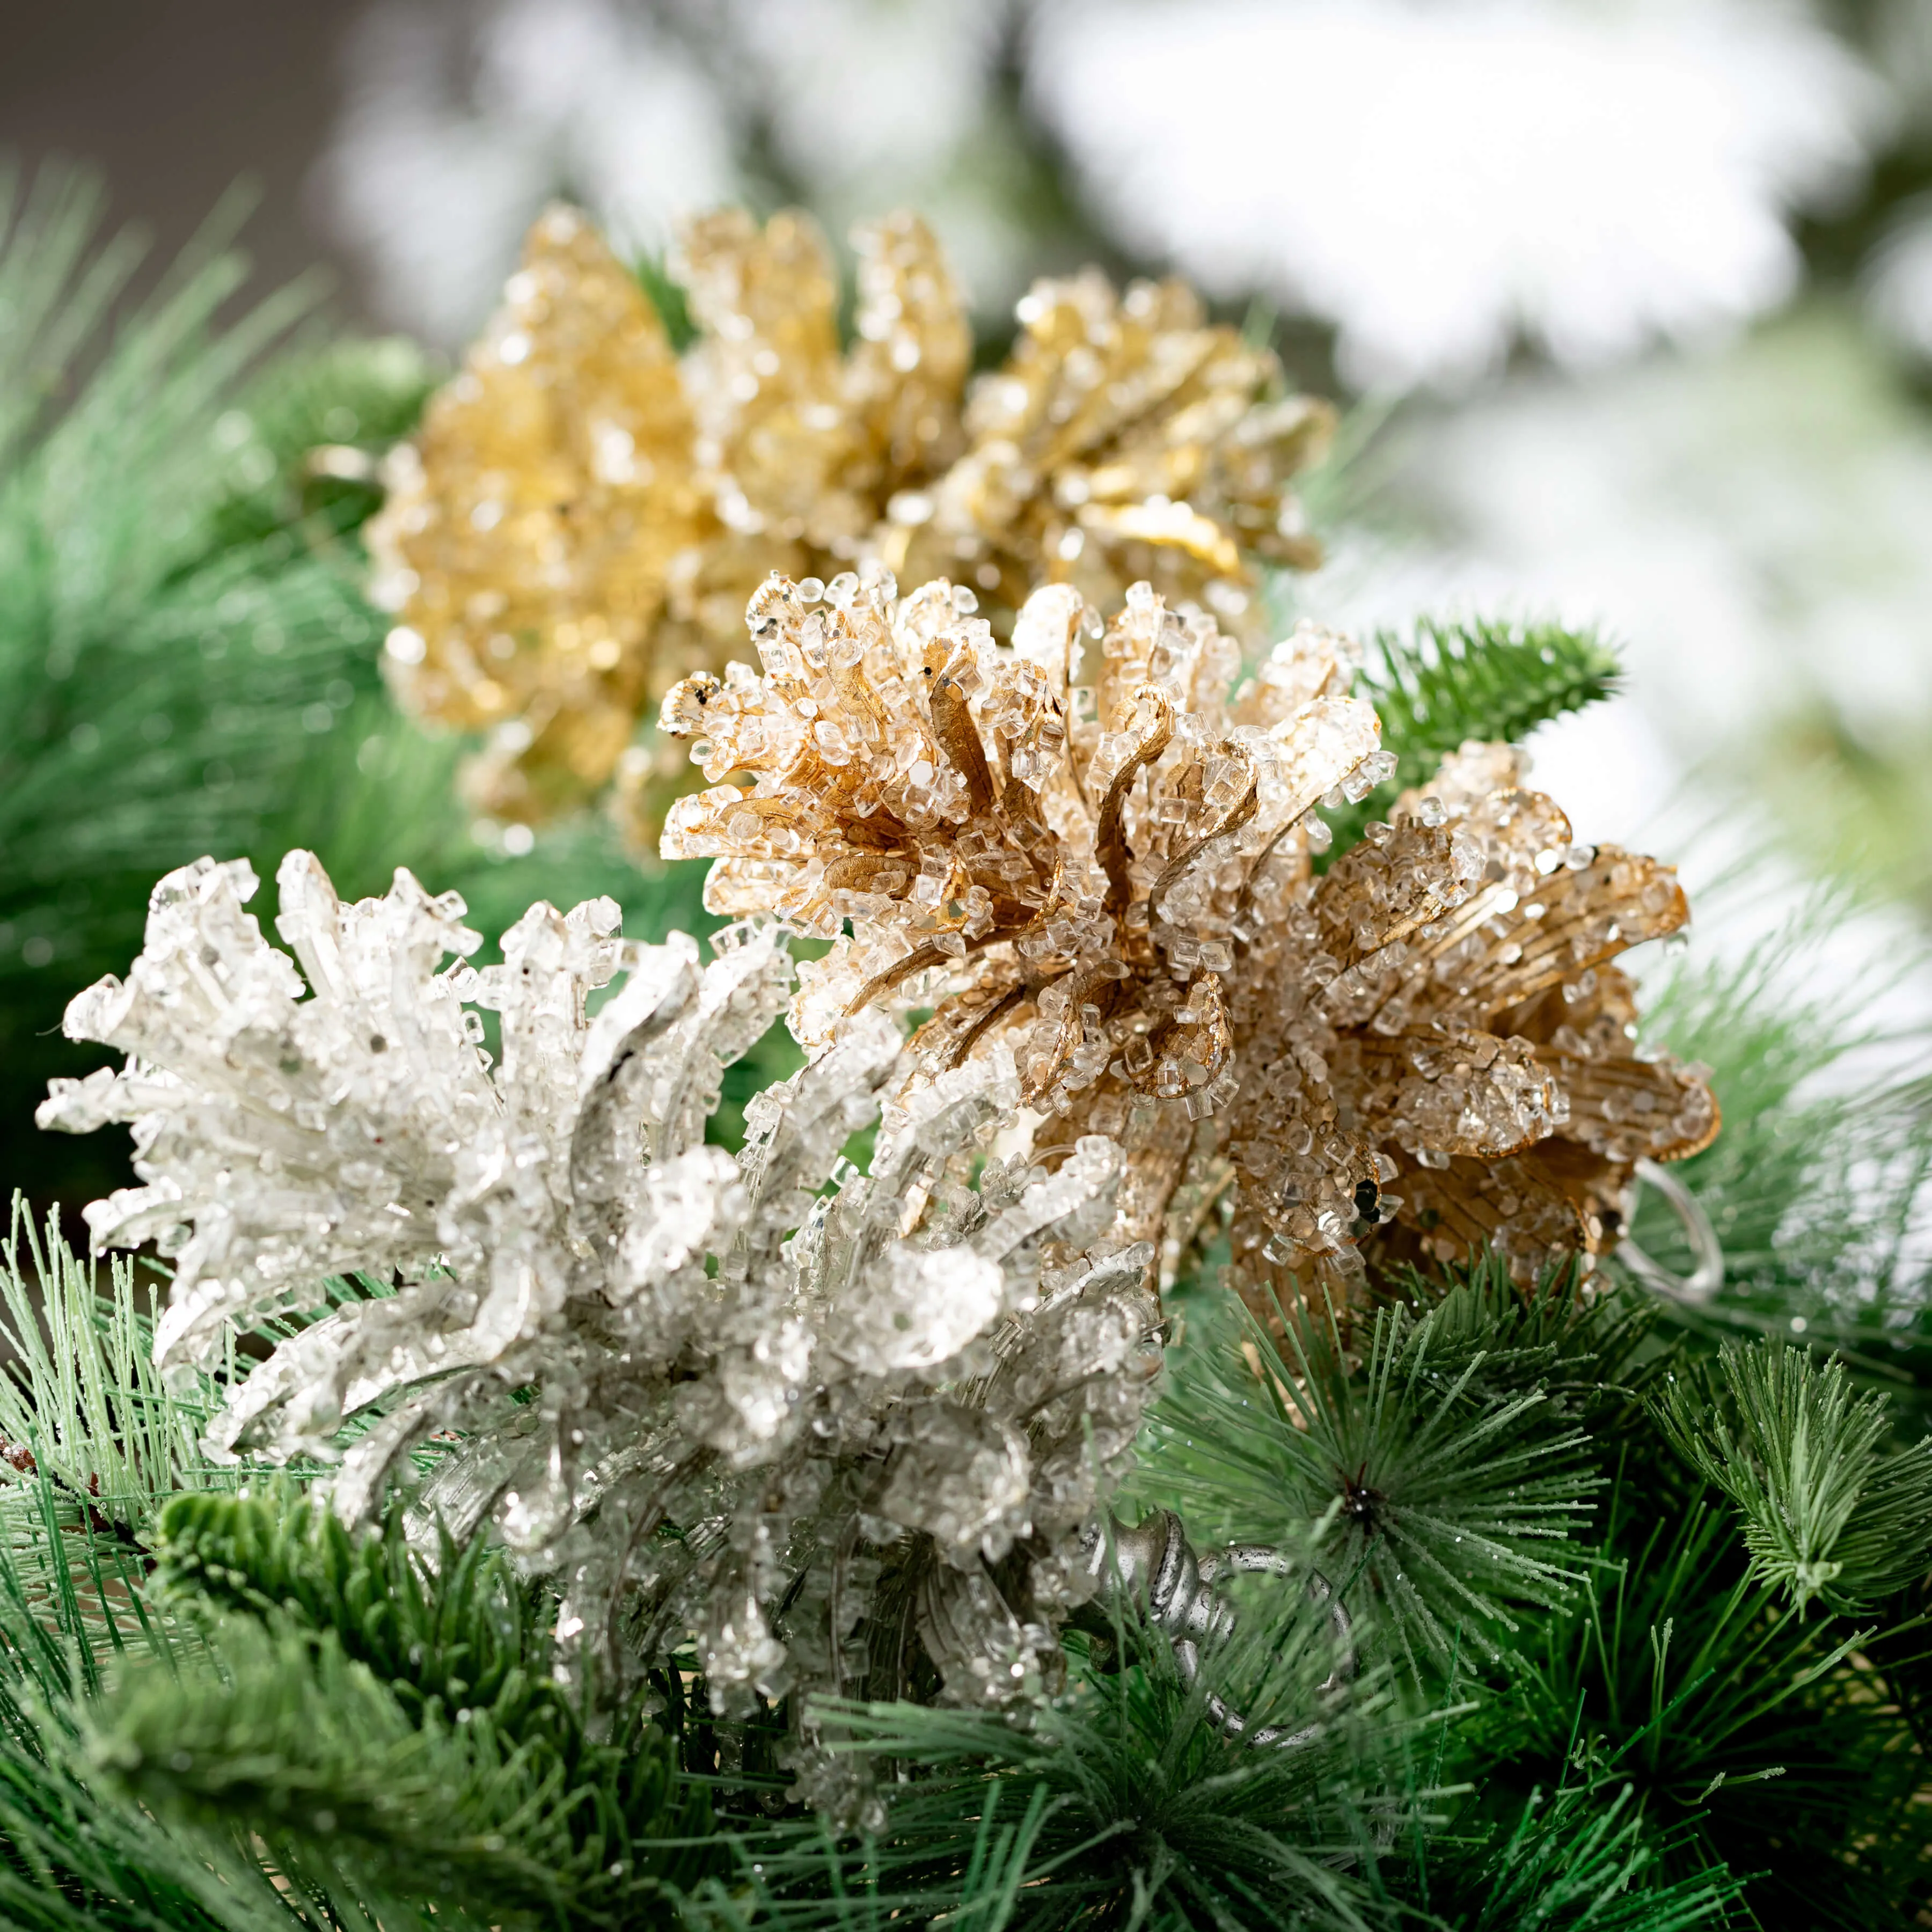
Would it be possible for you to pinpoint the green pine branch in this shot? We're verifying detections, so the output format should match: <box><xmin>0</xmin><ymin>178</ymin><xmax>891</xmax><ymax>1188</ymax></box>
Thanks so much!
<box><xmin>632</xmin><ymin>253</ymin><xmax>698</xmax><ymax>354</ymax></box>
<box><xmin>0</xmin><ymin>1477</ymin><xmax>358</xmax><ymax>1929</ymax></box>
<box><xmin>1359</xmin><ymin>617</ymin><xmax>1622</xmax><ymax>791</ymax></box>
<box><xmin>0</xmin><ymin>1516</ymin><xmax>367</xmax><ymax>1932</ymax></box>
<box><xmin>1143</xmin><ymin>1282</ymin><xmax>1602</xmax><ymax>1681</ymax></box>
<box><xmin>84</xmin><ymin>1614</ymin><xmax>572</xmax><ymax>1928</ymax></box>
<box><xmin>1380</xmin><ymin>1254</ymin><xmax>1663</xmax><ymax>1438</ymax></box>
<box><xmin>713</xmin><ymin>1586</ymin><xmax>1408</xmax><ymax>1931</ymax></box>
<box><xmin>106</xmin><ymin>1488</ymin><xmax>719</xmax><ymax>1927</ymax></box>
<box><xmin>1399</xmin><ymin>1774</ymin><xmax>1741</xmax><ymax>1931</ymax></box>
<box><xmin>1656</xmin><ymin>1340</ymin><xmax>1932</xmax><ymax>1614</ymax></box>
<box><xmin>0</xmin><ymin>1201</ymin><xmax>493</xmax><ymax>1928</ymax></box>
<box><xmin>0</xmin><ymin>1729</ymin><xmax>338</xmax><ymax>1932</ymax></box>
<box><xmin>1321</xmin><ymin>616</ymin><xmax>1620</xmax><ymax>859</ymax></box>
<box><xmin>0</xmin><ymin>1197</ymin><xmax>245</xmax><ymax>1534</ymax></box>
<box><xmin>1628</xmin><ymin>889</ymin><xmax>1932</xmax><ymax>1406</ymax></box>
<box><xmin>152</xmin><ymin>1488</ymin><xmax>583</xmax><ymax>1746</ymax></box>
<box><xmin>1482</xmin><ymin>1474</ymin><xmax>1924</xmax><ymax>1929</ymax></box>
<box><xmin>198</xmin><ymin>335</ymin><xmax>434</xmax><ymax>556</ymax></box>
<box><xmin>0</xmin><ymin>163</ymin><xmax>716</xmax><ymax>1208</ymax></box>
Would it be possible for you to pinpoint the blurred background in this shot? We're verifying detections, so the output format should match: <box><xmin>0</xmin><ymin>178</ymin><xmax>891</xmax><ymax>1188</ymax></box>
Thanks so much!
<box><xmin>5</xmin><ymin>0</ymin><xmax>1932</xmax><ymax>1212</ymax></box>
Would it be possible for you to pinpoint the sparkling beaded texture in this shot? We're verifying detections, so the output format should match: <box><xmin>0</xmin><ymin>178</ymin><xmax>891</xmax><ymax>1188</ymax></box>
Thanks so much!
<box><xmin>661</xmin><ymin>573</ymin><xmax>1718</xmax><ymax>1301</ymax></box>
<box><xmin>368</xmin><ymin>203</ymin><xmax>1333</xmax><ymax>840</ymax></box>
<box><xmin>39</xmin><ymin>851</ymin><xmax>1162</xmax><ymax>1819</ymax></box>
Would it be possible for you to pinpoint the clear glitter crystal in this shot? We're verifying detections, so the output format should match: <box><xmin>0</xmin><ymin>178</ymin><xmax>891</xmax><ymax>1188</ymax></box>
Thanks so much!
<box><xmin>41</xmin><ymin>846</ymin><xmax>1165</xmax><ymax>1819</ymax></box>
<box><xmin>661</xmin><ymin>580</ymin><xmax>1719</xmax><ymax>1307</ymax></box>
<box><xmin>370</xmin><ymin>203</ymin><xmax>1332</xmax><ymax>846</ymax></box>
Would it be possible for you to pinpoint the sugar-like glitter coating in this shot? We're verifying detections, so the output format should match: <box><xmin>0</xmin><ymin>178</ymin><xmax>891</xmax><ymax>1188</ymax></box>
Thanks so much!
<box><xmin>369</xmin><ymin>204</ymin><xmax>1332</xmax><ymax>840</ymax></box>
<box><xmin>661</xmin><ymin>574</ymin><xmax>1717</xmax><ymax>1297</ymax></box>
<box><xmin>39</xmin><ymin>852</ymin><xmax>1161</xmax><ymax>1819</ymax></box>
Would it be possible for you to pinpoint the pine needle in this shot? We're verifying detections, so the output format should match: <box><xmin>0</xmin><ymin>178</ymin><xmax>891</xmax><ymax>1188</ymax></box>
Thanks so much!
<box><xmin>1630</xmin><ymin>883</ymin><xmax>1932</xmax><ymax>1412</ymax></box>
<box><xmin>93</xmin><ymin>1488</ymin><xmax>720</xmax><ymax>1926</ymax></box>
<box><xmin>0</xmin><ymin>163</ymin><xmax>697</xmax><ymax>1208</ymax></box>
<box><xmin>0</xmin><ymin>1196</ymin><xmax>242</xmax><ymax>1528</ymax></box>
<box><xmin>1142</xmin><ymin>1284</ymin><xmax>1602</xmax><ymax>1681</ymax></box>
<box><xmin>716</xmin><ymin>1586</ymin><xmax>1413</xmax><ymax>1930</ymax></box>
<box><xmin>1481</xmin><ymin>1473</ymin><xmax>1923</xmax><ymax>1929</ymax></box>
<box><xmin>1320</xmin><ymin>616</ymin><xmax>1620</xmax><ymax>856</ymax></box>
<box><xmin>1360</xmin><ymin>617</ymin><xmax>1620</xmax><ymax>786</ymax></box>
<box><xmin>1397</xmin><ymin>1774</ymin><xmax>1741</xmax><ymax>1931</ymax></box>
<box><xmin>1655</xmin><ymin>1340</ymin><xmax>1932</xmax><ymax>1613</ymax></box>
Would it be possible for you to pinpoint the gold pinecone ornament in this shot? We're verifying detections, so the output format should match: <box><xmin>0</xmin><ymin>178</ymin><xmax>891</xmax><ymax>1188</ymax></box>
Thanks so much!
<box><xmin>1228</xmin><ymin>742</ymin><xmax>1719</xmax><ymax>1298</ymax></box>
<box><xmin>368</xmin><ymin>204</ymin><xmax>1333</xmax><ymax>843</ymax></box>
<box><xmin>368</xmin><ymin>208</ymin><xmax>705</xmax><ymax>825</ymax></box>
<box><xmin>657</xmin><ymin>570</ymin><xmax>1717</xmax><ymax>1307</ymax></box>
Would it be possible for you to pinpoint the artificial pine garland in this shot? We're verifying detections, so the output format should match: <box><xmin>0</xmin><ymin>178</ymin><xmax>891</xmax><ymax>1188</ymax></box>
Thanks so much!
<box><xmin>1</xmin><ymin>176</ymin><xmax>1930</xmax><ymax>1931</ymax></box>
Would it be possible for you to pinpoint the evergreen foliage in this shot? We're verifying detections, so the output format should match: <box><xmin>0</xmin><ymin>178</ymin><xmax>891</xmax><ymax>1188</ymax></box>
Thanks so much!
<box><xmin>1</xmin><ymin>162</ymin><xmax>1929</xmax><ymax>1932</ymax></box>
<box><xmin>0</xmin><ymin>164</ymin><xmax>409</xmax><ymax>1006</ymax></box>
<box><xmin>199</xmin><ymin>336</ymin><xmax>431</xmax><ymax>555</ymax></box>
<box><xmin>0</xmin><ymin>992</ymin><xmax>1925</xmax><ymax>1926</ymax></box>
<box><xmin>0</xmin><ymin>1234</ymin><xmax>405</xmax><ymax>1927</ymax></box>
<box><xmin>1146</xmin><ymin>1283</ymin><xmax>1604</xmax><ymax>1678</ymax></box>
<box><xmin>0</xmin><ymin>1198</ymin><xmax>232</xmax><ymax>1531</ymax></box>
<box><xmin>1397</xmin><ymin>1774</ymin><xmax>1743</xmax><ymax>1932</ymax></box>
<box><xmin>0</xmin><ymin>1719</ymin><xmax>340</xmax><ymax>1932</ymax></box>
<box><xmin>1476</xmin><ymin>1473</ymin><xmax>1928</xmax><ymax>1927</ymax></box>
<box><xmin>1358</xmin><ymin>617</ymin><xmax>1622</xmax><ymax>791</ymax></box>
<box><xmin>87</xmin><ymin>1612</ymin><xmax>709</xmax><ymax>1930</ymax></box>
<box><xmin>1321</xmin><ymin>617</ymin><xmax>1620</xmax><ymax>854</ymax></box>
<box><xmin>707</xmin><ymin>1592</ymin><xmax>1406</xmax><ymax>1931</ymax></box>
<box><xmin>632</xmin><ymin>251</ymin><xmax>699</xmax><ymax>354</ymax></box>
<box><xmin>1657</xmin><ymin>1340</ymin><xmax>1932</xmax><ymax>1613</ymax></box>
<box><xmin>85</xmin><ymin>1490</ymin><xmax>720</xmax><ymax>1928</ymax></box>
<box><xmin>152</xmin><ymin>1488</ymin><xmax>584</xmax><ymax>1733</ymax></box>
<box><xmin>1379</xmin><ymin>1252</ymin><xmax>1662</xmax><ymax>1434</ymax></box>
<box><xmin>1631</xmin><ymin>901</ymin><xmax>1932</xmax><ymax>1405</ymax></box>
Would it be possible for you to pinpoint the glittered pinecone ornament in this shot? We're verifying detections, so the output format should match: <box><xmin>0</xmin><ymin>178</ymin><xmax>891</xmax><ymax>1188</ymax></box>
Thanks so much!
<box><xmin>38</xmin><ymin>850</ymin><xmax>1165</xmax><ymax>1812</ymax></box>
<box><xmin>659</xmin><ymin>569</ymin><xmax>1718</xmax><ymax>1302</ymax></box>
<box><xmin>368</xmin><ymin>203</ymin><xmax>1332</xmax><ymax>841</ymax></box>
<box><xmin>1227</xmin><ymin>741</ymin><xmax>1720</xmax><ymax>1299</ymax></box>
